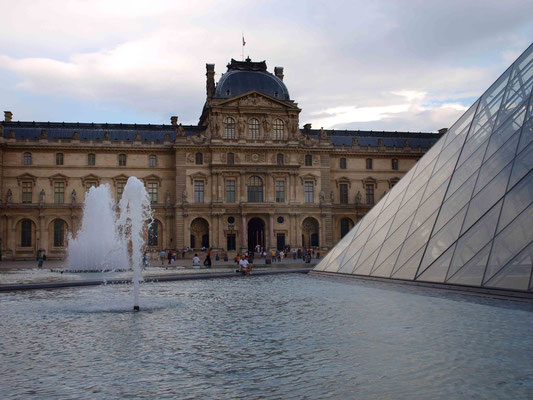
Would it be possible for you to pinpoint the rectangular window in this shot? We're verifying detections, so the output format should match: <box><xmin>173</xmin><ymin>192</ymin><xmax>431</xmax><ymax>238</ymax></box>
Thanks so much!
<box><xmin>148</xmin><ymin>182</ymin><xmax>158</xmax><ymax>203</ymax></box>
<box><xmin>194</xmin><ymin>180</ymin><xmax>204</xmax><ymax>203</ymax></box>
<box><xmin>366</xmin><ymin>184</ymin><xmax>374</xmax><ymax>205</ymax></box>
<box><xmin>88</xmin><ymin>153</ymin><xmax>96</xmax><ymax>166</ymax></box>
<box><xmin>22</xmin><ymin>182</ymin><xmax>32</xmax><ymax>203</ymax></box>
<box><xmin>227</xmin><ymin>234</ymin><xmax>236</xmax><ymax>251</ymax></box>
<box><xmin>54</xmin><ymin>182</ymin><xmax>65</xmax><ymax>204</ymax></box>
<box><xmin>340</xmin><ymin>183</ymin><xmax>348</xmax><ymax>204</ymax></box>
<box><xmin>392</xmin><ymin>158</ymin><xmax>399</xmax><ymax>170</ymax></box>
<box><xmin>275</xmin><ymin>180</ymin><xmax>285</xmax><ymax>203</ymax></box>
<box><xmin>117</xmin><ymin>181</ymin><xmax>126</xmax><ymax>201</ymax></box>
<box><xmin>304</xmin><ymin>181</ymin><xmax>314</xmax><ymax>203</ymax></box>
<box><xmin>366</xmin><ymin>158</ymin><xmax>373</xmax><ymax>170</ymax></box>
<box><xmin>225</xmin><ymin>179</ymin><xmax>236</xmax><ymax>203</ymax></box>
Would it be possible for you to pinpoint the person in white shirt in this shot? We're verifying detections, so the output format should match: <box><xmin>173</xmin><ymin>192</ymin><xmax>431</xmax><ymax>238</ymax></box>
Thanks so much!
<box><xmin>239</xmin><ymin>256</ymin><xmax>252</xmax><ymax>275</ymax></box>
<box><xmin>192</xmin><ymin>254</ymin><xmax>200</xmax><ymax>268</ymax></box>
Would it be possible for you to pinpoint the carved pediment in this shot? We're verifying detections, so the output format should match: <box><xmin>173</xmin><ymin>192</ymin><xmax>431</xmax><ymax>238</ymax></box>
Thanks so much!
<box><xmin>362</xmin><ymin>176</ymin><xmax>378</xmax><ymax>188</ymax></box>
<box><xmin>17</xmin><ymin>173</ymin><xmax>37</xmax><ymax>185</ymax></box>
<box><xmin>335</xmin><ymin>176</ymin><xmax>352</xmax><ymax>188</ymax></box>
<box><xmin>189</xmin><ymin>172</ymin><xmax>209</xmax><ymax>184</ymax></box>
<box><xmin>112</xmin><ymin>174</ymin><xmax>129</xmax><ymax>183</ymax></box>
<box><xmin>299</xmin><ymin>173</ymin><xmax>319</xmax><ymax>185</ymax></box>
<box><xmin>142</xmin><ymin>174</ymin><xmax>162</xmax><ymax>184</ymax></box>
<box><xmin>216</xmin><ymin>91</ymin><xmax>299</xmax><ymax>110</ymax></box>
<box><xmin>49</xmin><ymin>173</ymin><xmax>69</xmax><ymax>185</ymax></box>
<box><xmin>81</xmin><ymin>174</ymin><xmax>100</xmax><ymax>186</ymax></box>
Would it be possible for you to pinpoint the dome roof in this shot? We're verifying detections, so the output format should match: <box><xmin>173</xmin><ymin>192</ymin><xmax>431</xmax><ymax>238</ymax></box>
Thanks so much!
<box><xmin>213</xmin><ymin>58</ymin><xmax>290</xmax><ymax>100</ymax></box>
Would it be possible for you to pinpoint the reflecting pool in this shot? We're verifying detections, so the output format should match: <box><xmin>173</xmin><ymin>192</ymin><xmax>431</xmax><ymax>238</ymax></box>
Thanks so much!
<box><xmin>1</xmin><ymin>274</ymin><xmax>532</xmax><ymax>399</ymax></box>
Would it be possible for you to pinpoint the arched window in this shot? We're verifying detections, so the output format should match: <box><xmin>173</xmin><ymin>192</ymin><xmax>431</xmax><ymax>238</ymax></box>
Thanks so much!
<box><xmin>273</xmin><ymin>119</ymin><xmax>284</xmax><ymax>140</ymax></box>
<box><xmin>391</xmin><ymin>158</ymin><xmax>399</xmax><ymax>171</ymax></box>
<box><xmin>23</xmin><ymin>152</ymin><xmax>32</xmax><ymax>165</ymax></box>
<box><xmin>366</xmin><ymin>158</ymin><xmax>373</xmax><ymax>170</ymax></box>
<box><xmin>56</xmin><ymin>153</ymin><xmax>64</xmax><ymax>166</ymax></box>
<box><xmin>195</xmin><ymin>152</ymin><xmax>203</xmax><ymax>165</ymax></box>
<box><xmin>227</xmin><ymin>152</ymin><xmax>235</xmax><ymax>165</ymax></box>
<box><xmin>149</xmin><ymin>154</ymin><xmax>157</xmax><ymax>168</ymax></box>
<box><xmin>249</xmin><ymin>118</ymin><xmax>260</xmax><ymax>140</ymax></box>
<box><xmin>277</xmin><ymin>153</ymin><xmax>284</xmax><ymax>165</ymax></box>
<box><xmin>88</xmin><ymin>153</ymin><xmax>96</xmax><ymax>166</ymax></box>
<box><xmin>305</xmin><ymin>154</ymin><xmax>312</xmax><ymax>166</ymax></box>
<box><xmin>53</xmin><ymin>219</ymin><xmax>65</xmax><ymax>247</ymax></box>
<box><xmin>340</xmin><ymin>218</ymin><xmax>353</xmax><ymax>238</ymax></box>
<box><xmin>148</xmin><ymin>221</ymin><xmax>158</xmax><ymax>246</ymax></box>
<box><xmin>340</xmin><ymin>157</ymin><xmax>347</xmax><ymax>169</ymax></box>
<box><xmin>21</xmin><ymin>219</ymin><xmax>32</xmax><ymax>247</ymax></box>
<box><xmin>118</xmin><ymin>154</ymin><xmax>127</xmax><ymax>166</ymax></box>
<box><xmin>247</xmin><ymin>176</ymin><xmax>263</xmax><ymax>203</ymax></box>
<box><xmin>224</xmin><ymin>117</ymin><xmax>235</xmax><ymax>139</ymax></box>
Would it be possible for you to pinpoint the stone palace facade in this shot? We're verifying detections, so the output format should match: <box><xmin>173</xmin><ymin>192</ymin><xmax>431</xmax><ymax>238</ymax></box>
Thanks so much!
<box><xmin>0</xmin><ymin>58</ymin><xmax>442</xmax><ymax>259</ymax></box>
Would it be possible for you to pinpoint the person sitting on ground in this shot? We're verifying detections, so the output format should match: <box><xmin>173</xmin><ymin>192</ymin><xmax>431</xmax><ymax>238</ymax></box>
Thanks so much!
<box><xmin>239</xmin><ymin>255</ymin><xmax>252</xmax><ymax>275</ymax></box>
<box><xmin>192</xmin><ymin>253</ymin><xmax>200</xmax><ymax>268</ymax></box>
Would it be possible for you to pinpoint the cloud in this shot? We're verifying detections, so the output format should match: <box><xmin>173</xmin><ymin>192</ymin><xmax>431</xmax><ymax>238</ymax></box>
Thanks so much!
<box><xmin>0</xmin><ymin>0</ymin><xmax>531</xmax><ymax>129</ymax></box>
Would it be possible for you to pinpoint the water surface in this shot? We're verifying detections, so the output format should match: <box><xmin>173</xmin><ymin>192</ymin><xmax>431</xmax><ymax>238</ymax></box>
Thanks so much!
<box><xmin>1</xmin><ymin>274</ymin><xmax>532</xmax><ymax>399</ymax></box>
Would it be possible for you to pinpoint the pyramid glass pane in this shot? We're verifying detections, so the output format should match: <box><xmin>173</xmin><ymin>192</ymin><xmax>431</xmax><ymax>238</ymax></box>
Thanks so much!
<box><xmin>313</xmin><ymin>44</ymin><xmax>533</xmax><ymax>294</ymax></box>
<box><xmin>417</xmin><ymin>243</ymin><xmax>455</xmax><ymax>283</ymax></box>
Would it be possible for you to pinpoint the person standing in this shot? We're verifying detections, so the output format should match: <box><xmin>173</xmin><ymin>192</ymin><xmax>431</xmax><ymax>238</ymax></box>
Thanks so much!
<box><xmin>204</xmin><ymin>251</ymin><xmax>212</xmax><ymax>268</ymax></box>
<box><xmin>37</xmin><ymin>250</ymin><xmax>45</xmax><ymax>268</ymax></box>
<box><xmin>160</xmin><ymin>249</ymin><xmax>166</xmax><ymax>266</ymax></box>
<box><xmin>168</xmin><ymin>250</ymin><xmax>173</xmax><ymax>265</ymax></box>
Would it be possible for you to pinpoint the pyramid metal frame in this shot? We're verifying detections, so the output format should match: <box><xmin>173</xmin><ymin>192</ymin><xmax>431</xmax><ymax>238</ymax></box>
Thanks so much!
<box><xmin>314</xmin><ymin>44</ymin><xmax>533</xmax><ymax>295</ymax></box>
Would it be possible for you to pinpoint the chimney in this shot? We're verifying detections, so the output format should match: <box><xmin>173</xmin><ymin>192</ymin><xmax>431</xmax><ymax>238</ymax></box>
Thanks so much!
<box><xmin>438</xmin><ymin>128</ymin><xmax>448</xmax><ymax>134</ymax></box>
<box><xmin>274</xmin><ymin>66</ymin><xmax>284</xmax><ymax>81</ymax></box>
<box><xmin>4</xmin><ymin>111</ymin><xmax>13</xmax><ymax>122</ymax></box>
<box><xmin>171</xmin><ymin>116</ymin><xmax>178</xmax><ymax>126</ymax></box>
<box><xmin>206</xmin><ymin>64</ymin><xmax>215</xmax><ymax>98</ymax></box>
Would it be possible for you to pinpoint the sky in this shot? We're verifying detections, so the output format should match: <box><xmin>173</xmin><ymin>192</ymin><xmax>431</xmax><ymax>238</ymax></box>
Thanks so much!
<box><xmin>0</xmin><ymin>0</ymin><xmax>532</xmax><ymax>132</ymax></box>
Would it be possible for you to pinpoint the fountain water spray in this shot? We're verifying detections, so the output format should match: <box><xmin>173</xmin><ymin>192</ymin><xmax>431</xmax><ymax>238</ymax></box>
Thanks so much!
<box><xmin>116</xmin><ymin>177</ymin><xmax>153</xmax><ymax>311</ymax></box>
<box><xmin>67</xmin><ymin>177</ymin><xmax>152</xmax><ymax>311</ymax></box>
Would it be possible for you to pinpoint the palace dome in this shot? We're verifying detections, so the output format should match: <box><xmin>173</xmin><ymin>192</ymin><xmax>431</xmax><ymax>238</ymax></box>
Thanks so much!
<box><xmin>213</xmin><ymin>58</ymin><xmax>290</xmax><ymax>100</ymax></box>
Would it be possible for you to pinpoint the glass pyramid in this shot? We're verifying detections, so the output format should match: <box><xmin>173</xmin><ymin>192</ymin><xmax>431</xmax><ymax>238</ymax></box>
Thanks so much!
<box><xmin>314</xmin><ymin>44</ymin><xmax>533</xmax><ymax>293</ymax></box>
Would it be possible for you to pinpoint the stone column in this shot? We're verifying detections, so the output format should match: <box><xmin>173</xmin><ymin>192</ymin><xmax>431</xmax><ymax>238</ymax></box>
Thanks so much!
<box><xmin>213</xmin><ymin>214</ymin><xmax>220</xmax><ymax>249</ymax></box>
<box><xmin>240</xmin><ymin>173</ymin><xmax>247</xmax><ymax>202</ymax></box>
<box><xmin>269</xmin><ymin>213</ymin><xmax>275</xmax><ymax>250</ymax></box>
<box><xmin>211</xmin><ymin>172</ymin><xmax>217</xmax><ymax>203</ymax></box>
<box><xmin>241</xmin><ymin>214</ymin><xmax>247</xmax><ymax>251</ymax></box>
<box><xmin>292</xmin><ymin>174</ymin><xmax>298</xmax><ymax>202</ymax></box>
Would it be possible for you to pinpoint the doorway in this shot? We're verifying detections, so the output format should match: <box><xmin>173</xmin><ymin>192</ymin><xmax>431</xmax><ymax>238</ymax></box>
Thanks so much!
<box><xmin>248</xmin><ymin>217</ymin><xmax>265</xmax><ymax>252</ymax></box>
<box><xmin>276</xmin><ymin>233</ymin><xmax>285</xmax><ymax>250</ymax></box>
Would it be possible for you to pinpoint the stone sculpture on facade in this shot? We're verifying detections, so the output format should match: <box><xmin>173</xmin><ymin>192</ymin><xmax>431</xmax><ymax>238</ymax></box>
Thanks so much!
<box><xmin>6</xmin><ymin>189</ymin><xmax>12</xmax><ymax>204</ymax></box>
<box><xmin>39</xmin><ymin>189</ymin><xmax>45</xmax><ymax>205</ymax></box>
<box><xmin>71</xmin><ymin>189</ymin><xmax>77</xmax><ymax>205</ymax></box>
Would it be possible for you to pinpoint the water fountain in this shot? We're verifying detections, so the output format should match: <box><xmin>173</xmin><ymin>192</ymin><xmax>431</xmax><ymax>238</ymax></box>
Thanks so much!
<box><xmin>67</xmin><ymin>177</ymin><xmax>152</xmax><ymax>310</ymax></box>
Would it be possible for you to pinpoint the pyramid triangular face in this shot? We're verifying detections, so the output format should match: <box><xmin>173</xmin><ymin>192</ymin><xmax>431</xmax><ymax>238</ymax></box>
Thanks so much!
<box><xmin>314</xmin><ymin>44</ymin><xmax>533</xmax><ymax>293</ymax></box>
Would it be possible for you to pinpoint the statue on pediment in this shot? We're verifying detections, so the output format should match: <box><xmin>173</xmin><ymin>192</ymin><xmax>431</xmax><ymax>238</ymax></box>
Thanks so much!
<box><xmin>176</xmin><ymin>123</ymin><xmax>186</xmax><ymax>137</ymax></box>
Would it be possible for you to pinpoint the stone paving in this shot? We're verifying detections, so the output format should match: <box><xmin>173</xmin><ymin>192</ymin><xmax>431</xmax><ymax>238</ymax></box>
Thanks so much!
<box><xmin>0</xmin><ymin>255</ymin><xmax>319</xmax><ymax>271</ymax></box>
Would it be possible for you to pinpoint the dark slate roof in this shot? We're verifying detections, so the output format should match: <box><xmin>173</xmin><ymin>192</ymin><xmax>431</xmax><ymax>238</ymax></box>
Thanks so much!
<box><xmin>213</xmin><ymin>58</ymin><xmax>290</xmax><ymax>100</ymax></box>
<box><xmin>306</xmin><ymin>129</ymin><xmax>442</xmax><ymax>148</ymax></box>
<box><xmin>1</xmin><ymin>121</ymin><xmax>206</xmax><ymax>141</ymax></box>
